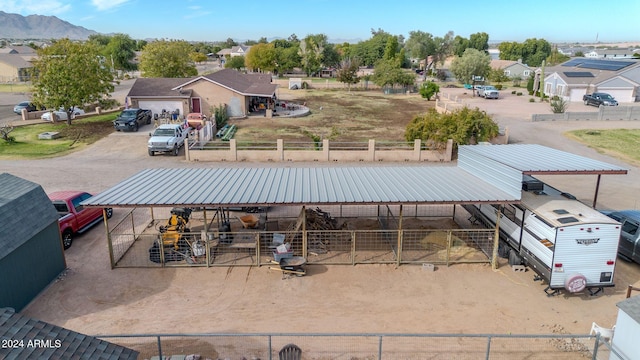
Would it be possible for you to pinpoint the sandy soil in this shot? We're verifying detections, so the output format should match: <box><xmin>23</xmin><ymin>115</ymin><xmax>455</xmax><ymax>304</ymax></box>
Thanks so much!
<box><xmin>4</xmin><ymin>85</ymin><xmax>640</xmax><ymax>341</ymax></box>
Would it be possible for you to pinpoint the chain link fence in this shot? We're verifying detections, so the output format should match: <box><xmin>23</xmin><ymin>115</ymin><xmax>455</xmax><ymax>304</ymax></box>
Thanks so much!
<box><xmin>98</xmin><ymin>332</ymin><xmax>624</xmax><ymax>359</ymax></box>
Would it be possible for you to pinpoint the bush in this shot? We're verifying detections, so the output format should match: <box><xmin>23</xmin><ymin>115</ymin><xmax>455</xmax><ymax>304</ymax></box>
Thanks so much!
<box><xmin>516</xmin><ymin>92</ymin><xmax>523</xmax><ymax>96</ymax></box>
<box><xmin>495</xmin><ymin>84</ymin><xmax>503</xmax><ymax>90</ymax></box>
<box><xmin>511</xmin><ymin>90</ymin><xmax>516</xmax><ymax>94</ymax></box>
<box><xmin>528</xmin><ymin>90</ymin><xmax>534</xmax><ymax>95</ymax></box>
<box><xmin>529</xmin><ymin>98</ymin><xmax>535</xmax><ymax>102</ymax></box>
<box><xmin>419</xmin><ymin>81</ymin><xmax>440</xmax><ymax>100</ymax></box>
<box><xmin>550</xmin><ymin>97</ymin><xmax>569</xmax><ymax>113</ymax></box>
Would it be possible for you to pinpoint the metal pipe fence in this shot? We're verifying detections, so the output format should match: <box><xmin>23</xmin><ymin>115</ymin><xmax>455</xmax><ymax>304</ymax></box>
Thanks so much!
<box><xmin>107</xmin><ymin>205</ymin><xmax>492</xmax><ymax>268</ymax></box>
<box><xmin>97</xmin><ymin>332</ymin><xmax>624</xmax><ymax>359</ymax></box>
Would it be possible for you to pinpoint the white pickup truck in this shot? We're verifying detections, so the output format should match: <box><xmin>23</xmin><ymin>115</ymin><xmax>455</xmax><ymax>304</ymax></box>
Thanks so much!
<box><xmin>148</xmin><ymin>124</ymin><xmax>189</xmax><ymax>156</ymax></box>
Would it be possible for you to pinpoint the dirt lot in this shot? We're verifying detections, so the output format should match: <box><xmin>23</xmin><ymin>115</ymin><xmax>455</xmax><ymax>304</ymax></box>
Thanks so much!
<box><xmin>2</xmin><ymin>85</ymin><xmax>640</xmax><ymax>342</ymax></box>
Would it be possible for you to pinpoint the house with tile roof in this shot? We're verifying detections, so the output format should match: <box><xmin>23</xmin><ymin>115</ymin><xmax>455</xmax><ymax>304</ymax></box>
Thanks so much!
<box><xmin>126</xmin><ymin>68</ymin><xmax>278</xmax><ymax>118</ymax></box>
<box><xmin>0</xmin><ymin>308</ymin><xmax>138</xmax><ymax>359</ymax></box>
<box><xmin>542</xmin><ymin>58</ymin><xmax>640</xmax><ymax>103</ymax></box>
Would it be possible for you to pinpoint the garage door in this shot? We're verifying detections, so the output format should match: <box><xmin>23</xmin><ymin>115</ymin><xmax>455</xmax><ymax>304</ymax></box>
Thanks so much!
<box><xmin>598</xmin><ymin>89</ymin><xmax>633</xmax><ymax>103</ymax></box>
<box><xmin>138</xmin><ymin>101</ymin><xmax>183</xmax><ymax>118</ymax></box>
<box><xmin>569</xmin><ymin>89</ymin><xmax>585</xmax><ymax>102</ymax></box>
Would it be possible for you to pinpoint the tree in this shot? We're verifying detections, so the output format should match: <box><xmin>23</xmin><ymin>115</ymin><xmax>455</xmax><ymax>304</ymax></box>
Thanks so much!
<box><xmin>299</xmin><ymin>33</ymin><xmax>328</xmax><ymax>76</ymax></box>
<box><xmin>405</xmin><ymin>107</ymin><xmax>499</xmax><ymax>148</ymax></box>
<box><xmin>138</xmin><ymin>40</ymin><xmax>198</xmax><ymax>78</ymax></box>
<box><xmin>419</xmin><ymin>81</ymin><xmax>440</xmax><ymax>100</ymax></box>
<box><xmin>189</xmin><ymin>52</ymin><xmax>208</xmax><ymax>64</ymax></box>
<box><xmin>245</xmin><ymin>43</ymin><xmax>276</xmax><ymax>72</ymax></box>
<box><xmin>468</xmin><ymin>32</ymin><xmax>489</xmax><ymax>52</ymax></box>
<box><xmin>545</xmin><ymin>48</ymin><xmax>570</xmax><ymax>66</ymax></box>
<box><xmin>488</xmin><ymin>67</ymin><xmax>510</xmax><ymax>83</ymax></box>
<box><xmin>224</xmin><ymin>38</ymin><xmax>237</xmax><ymax>48</ymax></box>
<box><xmin>498</xmin><ymin>38</ymin><xmax>551</xmax><ymax>67</ymax></box>
<box><xmin>452</xmin><ymin>35</ymin><xmax>470</xmax><ymax>57</ymax></box>
<box><xmin>350</xmin><ymin>30</ymin><xmax>394</xmax><ymax>67</ymax></box>
<box><xmin>450</xmin><ymin>48</ymin><xmax>491</xmax><ymax>85</ymax></box>
<box><xmin>432</xmin><ymin>31</ymin><xmax>454</xmax><ymax>71</ymax></box>
<box><xmin>372</xmin><ymin>59</ymin><xmax>415</xmax><ymax>89</ymax></box>
<box><xmin>225</xmin><ymin>55</ymin><xmax>245</xmax><ymax>70</ymax></box>
<box><xmin>574</xmin><ymin>51</ymin><xmax>584</xmax><ymax>57</ymax></box>
<box><xmin>405</xmin><ymin>30</ymin><xmax>435</xmax><ymax>73</ymax></box>
<box><xmin>336</xmin><ymin>58</ymin><xmax>360</xmax><ymax>91</ymax></box>
<box><xmin>103</xmin><ymin>33</ymin><xmax>137</xmax><ymax>73</ymax></box>
<box><xmin>31</xmin><ymin>39</ymin><xmax>114</xmax><ymax>125</ymax></box>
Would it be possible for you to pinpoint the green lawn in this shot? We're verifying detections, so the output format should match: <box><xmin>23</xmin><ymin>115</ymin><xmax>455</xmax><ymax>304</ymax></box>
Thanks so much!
<box><xmin>0</xmin><ymin>83</ymin><xmax>32</xmax><ymax>92</ymax></box>
<box><xmin>566</xmin><ymin>129</ymin><xmax>640</xmax><ymax>166</ymax></box>
<box><xmin>0</xmin><ymin>115</ymin><xmax>116</xmax><ymax>159</ymax></box>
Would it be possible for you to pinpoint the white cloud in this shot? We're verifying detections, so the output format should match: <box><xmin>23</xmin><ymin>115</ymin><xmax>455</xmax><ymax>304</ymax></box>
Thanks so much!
<box><xmin>0</xmin><ymin>0</ymin><xmax>71</xmax><ymax>15</ymax></box>
<box><xmin>91</xmin><ymin>0</ymin><xmax>130</xmax><ymax>11</ymax></box>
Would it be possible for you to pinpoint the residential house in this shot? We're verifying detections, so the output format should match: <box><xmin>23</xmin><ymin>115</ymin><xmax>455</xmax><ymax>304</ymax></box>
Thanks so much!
<box><xmin>126</xmin><ymin>68</ymin><xmax>278</xmax><ymax>118</ymax></box>
<box><xmin>542</xmin><ymin>58</ymin><xmax>640</xmax><ymax>103</ymax></box>
<box><xmin>490</xmin><ymin>59</ymin><xmax>533</xmax><ymax>80</ymax></box>
<box><xmin>0</xmin><ymin>54</ymin><xmax>32</xmax><ymax>82</ymax></box>
<box><xmin>586</xmin><ymin>48</ymin><xmax>640</xmax><ymax>59</ymax></box>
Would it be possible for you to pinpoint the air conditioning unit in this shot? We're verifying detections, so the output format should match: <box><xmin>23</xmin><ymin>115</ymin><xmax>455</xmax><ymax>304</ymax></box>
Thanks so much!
<box><xmin>522</xmin><ymin>179</ymin><xmax>544</xmax><ymax>191</ymax></box>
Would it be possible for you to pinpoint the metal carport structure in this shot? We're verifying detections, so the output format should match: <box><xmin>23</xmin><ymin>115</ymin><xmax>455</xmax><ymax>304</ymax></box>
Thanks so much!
<box><xmin>82</xmin><ymin>144</ymin><xmax>626</xmax><ymax>269</ymax></box>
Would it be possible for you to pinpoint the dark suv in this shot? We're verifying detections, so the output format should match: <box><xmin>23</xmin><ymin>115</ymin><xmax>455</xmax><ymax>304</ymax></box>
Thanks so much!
<box><xmin>113</xmin><ymin>108</ymin><xmax>152</xmax><ymax>132</ymax></box>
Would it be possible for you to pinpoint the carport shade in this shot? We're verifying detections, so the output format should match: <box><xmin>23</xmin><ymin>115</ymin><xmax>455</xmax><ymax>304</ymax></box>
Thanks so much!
<box><xmin>81</xmin><ymin>166</ymin><xmax>522</xmax><ymax>208</ymax></box>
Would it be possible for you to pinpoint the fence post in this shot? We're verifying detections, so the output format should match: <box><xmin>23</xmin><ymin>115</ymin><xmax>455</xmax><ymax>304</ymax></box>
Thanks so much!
<box><xmin>445</xmin><ymin>139</ymin><xmax>453</xmax><ymax>162</ymax></box>
<box><xmin>592</xmin><ymin>333</ymin><xmax>600</xmax><ymax>360</ymax></box>
<box><xmin>156</xmin><ymin>335</ymin><xmax>163</xmax><ymax>360</ymax></box>
<box><xmin>414</xmin><ymin>139</ymin><xmax>421</xmax><ymax>161</ymax></box>
<box><xmin>378</xmin><ymin>335</ymin><xmax>383</xmax><ymax>360</ymax></box>
<box><xmin>323</xmin><ymin>139</ymin><xmax>330</xmax><ymax>161</ymax></box>
<box><xmin>277</xmin><ymin>139</ymin><xmax>284</xmax><ymax>161</ymax></box>
<box><xmin>268</xmin><ymin>335</ymin><xmax>272</xmax><ymax>360</ymax></box>
<box><xmin>185</xmin><ymin>137</ymin><xmax>190</xmax><ymax>160</ymax></box>
<box><xmin>230</xmin><ymin>138</ymin><xmax>238</xmax><ymax>161</ymax></box>
<box><xmin>369</xmin><ymin>139</ymin><xmax>376</xmax><ymax>161</ymax></box>
<box><xmin>598</xmin><ymin>106</ymin><xmax>604</xmax><ymax>121</ymax></box>
<box><xmin>485</xmin><ymin>335</ymin><xmax>492</xmax><ymax>360</ymax></box>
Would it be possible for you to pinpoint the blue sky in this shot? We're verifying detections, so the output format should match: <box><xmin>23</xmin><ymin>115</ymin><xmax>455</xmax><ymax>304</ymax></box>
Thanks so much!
<box><xmin>2</xmin><ymin>0</ymin><xmax>639</xmax><ymax>44</ymax></box>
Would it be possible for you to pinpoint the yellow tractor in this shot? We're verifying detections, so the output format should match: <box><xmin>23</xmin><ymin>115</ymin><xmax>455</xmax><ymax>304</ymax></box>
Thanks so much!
<box><xmin>158</xmin><ymin>207</ymin><xmax>192</xmax><ymax>250</ymax></box>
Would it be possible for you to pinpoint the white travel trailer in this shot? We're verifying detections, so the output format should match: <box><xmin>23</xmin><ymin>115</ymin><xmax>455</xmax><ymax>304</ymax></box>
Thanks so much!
<box><xmin>465</xmin><ymin>175</ymin><xmax>622</xmax><ymax>296</ymax></box>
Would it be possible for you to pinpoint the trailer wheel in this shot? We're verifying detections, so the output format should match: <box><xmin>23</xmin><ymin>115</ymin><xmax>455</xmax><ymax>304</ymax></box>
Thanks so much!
<box><xmin>565</xmin><ymin>274</ymin><xmax>587</xmax><ymax>293</ymax></box>
<box><xmin>508</xmin><ymin>249</ymin><xmax>522</xmax><ymax>266</ymax></box>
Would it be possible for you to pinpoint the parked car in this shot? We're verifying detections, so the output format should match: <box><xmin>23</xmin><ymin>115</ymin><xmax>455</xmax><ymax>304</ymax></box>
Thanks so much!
<box><xmin>113</xmin><ymin>108</ymin><xmax>152</xmax><ymax>131</ymax></box>
<box><xmin>583</xmin><ymin>92</ymin><xmax>618</xmax><ymax>107</ymax></box>
<box><xmin>477</xmin><ymin>85</ymin><xmax>499</xmax><ymax>99</ymax></box>
<box><xmin>601</xmin><ymin>210</ymin><xmax>640</xmax><ymax>264</ymax></box>
<box><xmin>13</xmin><ymin>101</ymin><xmax>41</xmax><ymax>114</ymax></box>
<box><xmin>41</xmin><ymin>107</ymin><xmax>85</xmax><ymax>122</ymax></box>
<box><xmin>148</xmin><ymin>124</ymin><xmax>190</xmax><ymax>156</ymax></box>
<box><xmin>49</xmin><ymin>191</ymin><xmax>113</xmax><ymax>249</ymax></box>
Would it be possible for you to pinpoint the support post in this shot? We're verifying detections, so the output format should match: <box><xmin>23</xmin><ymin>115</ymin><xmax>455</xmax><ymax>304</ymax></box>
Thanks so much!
<box><xmin>491</xmin><ymin>205</ymin><xmax>502</xmax><ymax>270</ymax></box>
<box><xmin>593</xmin><ymin>174</ymin><xmax>601</xmax><ymax>209</ymax></box>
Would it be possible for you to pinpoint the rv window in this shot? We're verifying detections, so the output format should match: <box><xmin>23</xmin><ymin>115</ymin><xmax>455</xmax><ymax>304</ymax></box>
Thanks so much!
<box><xmin>622</xmin><ymin>221</ymin><xmax>639</xmax><ymax>236</ymax></box>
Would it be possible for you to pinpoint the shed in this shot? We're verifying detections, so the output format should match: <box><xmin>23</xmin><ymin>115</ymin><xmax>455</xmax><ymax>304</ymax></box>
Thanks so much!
<box><xmin>0</xmin><ymin>173</ymin><xmax>65</xmax><ymax>311</ymax></box>
<box><xmin>610</xmin><ymin>293</ymin><xmax>640</xmax><ymax>359</ymax></box>
<box><xmin>0</xmin><ymin>307</ymin><xmax>138</xmax><ymax>359</ymax></box>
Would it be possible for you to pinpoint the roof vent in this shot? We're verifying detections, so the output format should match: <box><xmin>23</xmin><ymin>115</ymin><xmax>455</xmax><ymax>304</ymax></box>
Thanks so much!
<box><xmin>522</xmin><ymin>179</ymin><xmax>544</xmax><ymax>191</ymax></box>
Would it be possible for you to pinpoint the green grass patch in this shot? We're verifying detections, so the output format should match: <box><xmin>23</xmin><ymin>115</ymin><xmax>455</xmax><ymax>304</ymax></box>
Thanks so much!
<box><xmin>0</xmin><ymin>114</ymin><xmax>117</xmax><ymax>159</ymax></box>
<box><xmin>566</xmin><ymin>128</ymin><xmax>640</xmax><ymax>166</ymax></box>
<box><xmin>0</xmin><ymin>83</ymin><xmax>32</xmax><ymax>93</ymax></box>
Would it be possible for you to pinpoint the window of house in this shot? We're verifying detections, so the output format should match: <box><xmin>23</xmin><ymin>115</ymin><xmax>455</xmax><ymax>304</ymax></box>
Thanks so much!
<box><xmin>556</xmin><ymin>85</ymin><xmax>564</xmax><ymax>96</ymax></box>
<box><xmin>523</xmin><ymin>70</ymin><xmax>530</xmax><ymax>76</ymax></box>
<box><xmin>504</xmin><ymin>70</ymin><xmax>510</xmax><ymax>76</ymax></box>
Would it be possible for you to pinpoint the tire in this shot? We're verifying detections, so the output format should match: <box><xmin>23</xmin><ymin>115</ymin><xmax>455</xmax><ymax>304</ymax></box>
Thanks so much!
<box><xmin>62</xmin><ymin>230</ymin><xmax>73</xmax><ymax>250</ymax></box>
<box><xmin>497</xmin><ymin>241</ymin><xmax>510</xmax><ymax>258</ymax></box>
<box><xmin>172</xmin><ymin>146</ymin><xmax>179</xmax><ymax>156</ymax></box>
<box><xmin>564</xmin><ymin>273</ymin><xmax>587</xmax><ymax>293</ymax></box>
<box><xmin>584</xmin><ymin>99</ymin><xmax>589</xmax><ymax>105</ymax></box>
<box><xmin>148</xmin><ymin>149</ymin><xmax>154</xmax><ymax>156</ymax></box>
<box><xmin>133</xmin><ymin>123</ymin><xmax>139</xmax><ymax>132</ymax></box>
<box><xmin>508</xmin><ymin>249</ymin><xmax>522</xmax><ymax>266</ymax></box>
<box><xmin>105</xmin><ymin>208</ymin><xmax>113</xmax><ymax>219</ymax></box>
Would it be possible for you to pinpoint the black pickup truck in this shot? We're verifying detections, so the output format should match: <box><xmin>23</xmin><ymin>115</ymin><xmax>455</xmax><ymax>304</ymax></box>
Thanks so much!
<box><xmin>583</xmin><ymin>92</ymin><xmax>618</xmax><ymax>107</ymax></box>
<box><xmin>113</xmin><ymin>108</ymin><xmax>152</xmax><ymax>131</ymax></box>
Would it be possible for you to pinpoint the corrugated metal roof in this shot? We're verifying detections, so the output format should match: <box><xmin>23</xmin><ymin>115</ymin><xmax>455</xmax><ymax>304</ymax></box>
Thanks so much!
<box><xmin>83</xmin><ymin>167</ymin><xmax>521</xmax><ymax>207</ymax></box>
<box><xmin>617</xmin><ymin>294</ymin><xmax>640</xmax><ymax>324</ymax></box>
<box><xmin>460</xmin><ymin>144</ymin><xmax>628</xmax><ymax>175</ymax></box>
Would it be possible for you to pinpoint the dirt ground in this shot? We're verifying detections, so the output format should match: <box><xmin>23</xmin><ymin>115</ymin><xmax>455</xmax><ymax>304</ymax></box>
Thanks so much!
<box><xmin>2</xmin><ymin>84</ymin><xmax>640</xmax><ymax>342</ymax></box>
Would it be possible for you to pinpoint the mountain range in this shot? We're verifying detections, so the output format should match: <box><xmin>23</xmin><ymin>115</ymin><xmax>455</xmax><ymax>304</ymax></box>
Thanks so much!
<box><xmin>0</xmin><ymin>11</ymin><xmax>98</xmax><ymax>40</ymax></box>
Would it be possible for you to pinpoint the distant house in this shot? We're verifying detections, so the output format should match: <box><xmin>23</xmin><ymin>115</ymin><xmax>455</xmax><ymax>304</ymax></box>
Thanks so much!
<box><xmin>490</xmin><ymin>59</ymin><xmax>533</xmax><ymax>79</ymax></box>
<box><xmin>216</xmin><ymin>45</ymin><xmax>252</xmax><ymax>59</ymax></box>
<box><xmin>0</xmin><ymin>173</ymin><xmax>65</xmax><ymax>312</ymax></box>
<box><xmin>0</xmin><ymin>54</ymin><xmax>33</xmax><ymax>82</ymax></box>
<box><xmin>586</xmin><ymin>48</ymin><xmax>639</xmax><ymax>59</ymax></box>
<box><xmin>0</xmin><ymin>308</ymin><xmax>138</xmax><ymax>359</ymax></box>
<box><xmin>542</xmin><ymin>58</ymin><xmax>640</xmax><ymax>103</ymax></box>
<box><xmin>126</xmin><ymin>68</ymin><xmax>277</xmax><ymax>118</ymax></box>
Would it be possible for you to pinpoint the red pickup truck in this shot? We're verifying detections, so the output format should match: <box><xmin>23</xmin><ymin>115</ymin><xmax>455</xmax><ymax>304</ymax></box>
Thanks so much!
<box><xmin>49</xmin><ymin>191</ymin><xmax>113</xmax><ymax>249</ymax></box>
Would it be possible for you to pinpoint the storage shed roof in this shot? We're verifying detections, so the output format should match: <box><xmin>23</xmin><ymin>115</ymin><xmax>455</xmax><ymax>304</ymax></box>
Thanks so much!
<box><xmin>83</xmin><ymin>166</ymin><xmax>521</xmax><ymax>208</ymax></box>
<box><xmin>0</xmin><ymin>307</ymin><xmax>138</xmax><ymax>360</ymax></box>
<box><xmin>0</xmin><ymin>173</ymin><xmax>59</xmax><ymax>261</ymax></box>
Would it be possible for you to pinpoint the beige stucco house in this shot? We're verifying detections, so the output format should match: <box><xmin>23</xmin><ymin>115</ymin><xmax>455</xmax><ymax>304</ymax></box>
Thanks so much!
<box><xmin>126</xmin><ymin>69</ymin><xmax>277</xmax><ymax>119</ymax></box>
